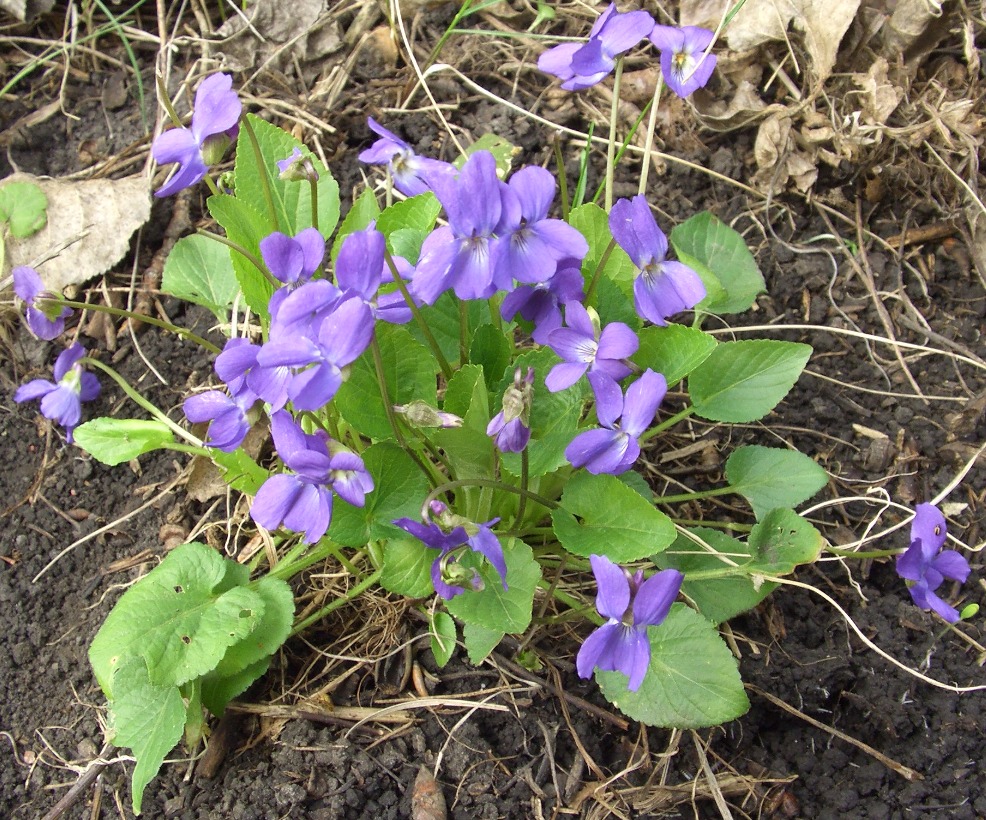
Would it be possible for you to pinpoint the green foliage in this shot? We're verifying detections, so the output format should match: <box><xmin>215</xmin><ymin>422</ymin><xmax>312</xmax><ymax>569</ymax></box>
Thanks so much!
<box><xmin>671</xmin><ymin>212</ymin><xmax>765</xmax><ymax>315</ymax></box>
<box><xmin>725</xmin><ymin>446</ymin><xmax>828</xmax><ymax>519</ymax></box>
<box><xmin>331</xmin><ymin>187</ymin><xmax>380</xmax><ymax>261</ymax></box>
<box><xmin>596</xmin><ymin>605</ymin><xmax>749</xmax><ymax>728</ymax></box>
<box><xmin>381</xmin><ymin>537</ymin><xmax>436</xmax><ymax>598</ymax></box>
<box><xmin>430</xmin><ymin>611</ymin><xmax>457</xmax><ymax>668</ymax></box>
<box><xmin>462</xmin><ymin>133</ymin><xmax>518</xmax><ymax>177</ymax></box>
<box><xmin>89</xmin><ymin>543</ymin><xmax>293</xmax><ymax>813</ymax></box>
<box><xmin>747</xmin><ymin>508</ymin><xmax>823</xmax><ymax>575</ymax></box>
<box><xmin>552</xmin><ymin>472</ymin><xmax>676</xmax><ymax>562</ymax></box>
<box><xmin>376</xmin><ymin>193</ymin><xmax>442</xmax><ymax>263</ymax></box>
<box><xmin>568</xmin><ymin>202</ymin><xmax>634</xmax><ymax>289</ymax></box>
<box><xmin>0</xmin><ymin>180</ymin><xmax>48</xmax><ymax>238</ymax></box>
<box><xmin>689</xmin><ymin>340</ymin><xmax>812</xmax><ymax>422</ymax></box>
<box><xmin>463</xmin><ymin>622</ymin><xmax>504</xmax><ymax>664</ymax></box>
<box><xmin>234</xmin><ymin>113</ymin><xmax>340</xmax><ymax>236</ymax></box>
<box><xmin>207</xmin><ymin>194</ymin><xmax>274</xmax><ymax>318</ymax></box>
<box><xmin>73</xmin><ymin>418</ymin><xmax>174</xmax><ymax>466</ymax></box>
<box><xmin>632</xmin><ymin>323</ymin><xmax>717</xmax><ymax>387</ymax></box>
<box><xmin>446</xmin><ymin>538</ymin><xmax>541</xmax><ymax>633</ymax></box>
<box><xmin>161</xmin><ymin>234</ymin><xmax>240</xmax><ymax>320</ymax></box>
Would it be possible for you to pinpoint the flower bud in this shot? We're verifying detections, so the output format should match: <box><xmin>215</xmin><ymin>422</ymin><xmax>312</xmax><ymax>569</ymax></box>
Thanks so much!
<box><xmin>394</xmin><ymin>400</ymin><xmax>463</xmax><ymax>429</ymax></box>
<box><xmin>200</xmin><ymin>133</ymin><xmax>232</xmax><ymax>166</ymax></box>
<box><xmin>277</xmin><ymin>147</ymin><xmax>320</xmax><ymax>183</ymax></box>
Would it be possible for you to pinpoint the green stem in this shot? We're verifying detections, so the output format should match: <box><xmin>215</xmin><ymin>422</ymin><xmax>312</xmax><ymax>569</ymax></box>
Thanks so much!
<box><xmin>197</xmin><ymin>229</ymin><xmax>277</xmax><ymax>287</ymax></box>
<box><xmin>155</xmin><ymin>73</ymin><xmax>183</xmax><ymax>128</ymax></box>
<box><xmin>658</xmin><ymin>485</ymin><xmax>735</xmax><ymax>505</ymax></box>
<box><xmin>458</xmin><ymin>297</ymin><xmax>469</xmax><ymax>366</ymax></box>
<box><xmin>826</xmin><ymin>546</ymin><xmax>904</xmax><ymax>560</ymax></box>
<box><xmin>638</xmin><ymin>76</ymin><xmax>663</xmax><ymax>195</ymax></box>
<box><xmin>639</xmin><ymin>405</ymin><xmax>696</xmax><ymax>443</ymax></box>
<box><xmin>241</xmin><ymin>116</ymin><xmax>281</xmax><ymax>232</ymax></box>
<box><xmin>370</xmin><ymin>336</ymin><xmax>440</xmax><ymax>488</ymax></box>
<box><xmin>290</xmin><ymin>568</ymin><xmax>383</xmax><ymax>636</ymax></box>
<box><xmin>308</xmin><ymin>174</ymin><xmax>319</xmax><ymax>231</ymax></box>
<box><xmin>583</xmin><ymin>237</ymin><xmax>618</xmax><ymax>306</ymax></box>
<box><xmin>44</xmin><ymin>298</ymin><xmax>221</xmax><ymax>354</ymax></box>
<box><xmin>516</xmin><ymin>447</ymin><xmax>529</xmax><ymax>525</ymax></box>
<box><xmin>81</xmin><ymin>358</ymin><xmax>200</xmax><ymax>445</ymax></box>
<box><xmin>554</xmin><ymin>139</ymin><xmax>570</xmax><ymax>220</ymax></box>
<box><xmin>383</xmin><ymin>249</ymin><xmax>453</xmax><ymax>380</ymax></box>
<box><xmin>265</xmin><ymin>539</ymin><xmax>337</xmax><ymax>583</ymax></box>
<box><xmin>203</xmin><ymin>175</ymin><xmax>221</xmax><ymax>198</ymax></box>
<box><xmin>671</xmin><ymin>519</ymin><xmax>753</xmax><ymax>533</ymax></box>
<box><xmin>539</xmin><ymin>579</ymin><xmax>601</xmax><ymax>625</ymax></box>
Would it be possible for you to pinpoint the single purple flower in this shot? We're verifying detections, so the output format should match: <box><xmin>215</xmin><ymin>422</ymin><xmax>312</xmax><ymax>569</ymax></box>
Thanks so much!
<box><xmin>412</xmin><ymin>151</ymin><xmax>507</xmax><ymax>304</ymax></box>
<box><xmin>394</xmin><ymin>503</ymin><xmax>508</xmax><ymax>600</ymax></box>
<box><xmin>14</xmin><ymin>343</ymin><xmax>100</xmax><ymax>443</ymax></box>
<box><xmin>359</xmin><ymin>118</ymin><xmax>455</xmax><ymax>197</ymax></box>
<box><xmin>260</xmin><ymin>228</ymin><xmax>326</xmax><ymax>316</ymax></box>
<box><xmin>538</xmin><ymin>3</ymin><xmax>655</xmax><ymax>91</ymax></box>
<box><xmin>494</xmin><ymin>166</ymin><xmax>589</xmax><ymax>287</ymax></box>
<box><xmin>577</xmin><ymin>555</ymin><xmax>683</xmax><ymax>691</ymax></box>
<box><xmin>648</xmin><ymin>25</ymin><xmax>717</xmax><ymax>98</ymax></box>
<box><xmin>12</xmin><ymin>266</ymin><xmax>73</xmax><ymax>340</ymax></box>
<box><xmin>257</xmin><ymin>296</ymin><xmax>374</xmax><ymax>411</ymax></box>
<box><xmin>152</xmin><ymin>73</ymin><xmax>241</xmax><ymax>197</ymax></box>
<box><xmin>251</xmin><ymin>411</ymin><xmax>373</xmax><ymax>544</ymax></box>
<box><xmin>500</xmin><ymin>261</ymin><xmax>584</xmax><ymax>345</ymax></box>
<box><xmin>566</xmin><ymin>369</ymin><xmax>667</xmax><ymax>475</ymax></box>
<box><xmin>896</xmin><ymin>503</ymin><xmax>971</xmax><ymax>623</ymax></box>
<box><xmin>545</xmin><ymin>301</ymin><xmax>638</xmax><ymax>392</ymax></box>
<box><xmin>214</xmin><ymin>337</ymin><xmax>292</xmax><ymax>413</ymax></box>
<box><xmin>609</xmin><ymin>196</ymin><xmax>705</xmax><ymax>326</ymax></box>
<box><xmin>183</xmin><ymin>388</ymin><xmax>257</xmax><ymax>452</ymax></box>
<box><xmin>487</xmin><ymin>367</ymin><xmax>534</xmax><ymax>453</ymax></box>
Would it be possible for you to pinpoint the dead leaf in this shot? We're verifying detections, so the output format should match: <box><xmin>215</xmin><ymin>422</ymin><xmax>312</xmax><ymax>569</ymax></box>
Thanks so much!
<box><xmin>724</xmin><ymin>0</ymin><xmax>862</xmax><ymax>84</ymax></box>
<box><xmin>753</xmin><ymin>114</ymin><xmax>818</xmax><ymax>193</ymax></box>
<box><xmin>0</xmin><ymin>0</ymin><xmax>53</xmax><ymax>22</ymax></box>
<box><xmin>853</xmin><ymin>58</ymin><xmax>901</xmax><ymax>126</ymax></box>
<box><xmin>694</xmin><ymin>80</ymin><xmax>784</xmax><ymax>132</ymax></box>
<box><xmin>411</xmin><ymin>767</ymin><xmax>447</xmax><ymax>820</ymax></box>
<box><xmin>3</xmin><ymin>173</ymin><xmax>151</xmax><ymax>294</ymax></box>
<box><xmin>214</xmin><ymin>0</ymin><xmax>341</xmax><ymax>72</ymax></box>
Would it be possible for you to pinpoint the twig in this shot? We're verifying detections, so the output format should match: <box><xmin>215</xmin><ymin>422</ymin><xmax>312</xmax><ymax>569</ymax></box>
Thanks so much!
<box><xmin>746</xmin><ymin>685</ymin><xmax>923</xmax><ymax>782</ymax></box>
<box><xmin>39</xmin><ymin>743</ymin><xmax>114</xmax><ymax>820</ymax></box>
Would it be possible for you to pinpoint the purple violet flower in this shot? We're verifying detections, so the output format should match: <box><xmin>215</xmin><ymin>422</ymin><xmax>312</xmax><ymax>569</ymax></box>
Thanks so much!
<box><xmin>648</xmin><ymin>25</ymin><xmax>718</xmax><ymax>98</ymax></box>
<box><xmin>609</xmin><ymin>195</ymin><xmax>706</xmax><ymax>326</ymax></box>
<box><xmin>14</xmin><ymin>343</ymin><xmax>100</xmax><ymax>443</ymax></box>
<box><xmin>359</xmin><ymin>118</ymin><xmax>454</xmax><ymax>197</ymax></box>
<box><xmin>577</xmin><ymin>554</ymin><xmax>683</xmax><ymax>691</ymax></box>
<box><xmin>545</xmin><ymin>301</ymin><xmax>638</xmax><ymax>393</ymax></box>
<box><xmin>152</xmin><ymin>73</ymin><xmax>241</xmax><ymax>198</ymax></box>
<box><xmin>538</xmin><ymin>3</ymin><xmax>655</xmax><ymax>91</ymax></box>
<box><xmin>394</xmin><ymin>503</ymin><xmax>508</xmax><ymax>600</ymax></box>
<box><xmin>566</xmin><ymin>369</ymin><xmax>667</xmax><ymax>475</ymax></box>
<box><xmin>500</xmin><ymin>261</ymin><xmax>585</xmax><ymax>345</ymax></box>
<box><xmin>276</xmin><ymin>147</ymin><xmax>319</xmax><ymax>182</ymax></box>
<box><xmin>494</xmin><ymin>166</ymin><xmax>589</xmax><ymax>287</ymax></box>
<box><xmin>257</xmin><ymin>295</ymin><xmax>374</xmax><ymax>411</ymax></box>
<box><xmin>487</xmin><ymin>367</ymin><xmax>534</xmax><ymax>453</ymax></box>
<box><xmin>334</xmin><ymin>225</ymin><xmax>412</xmax><ymax>324</ymax></box>
<box><xmin>896</xmin><ymin>503</ymin><xmax>971</xmax><ymax>623</ymax></box>
<box><xmin>261</xmin><ymin>228</ymin><xmax>326</xmax><ymax>316</ymax></box>
<box><xmin>214</xmin><ymin>337</ymin><xmax>292</xmax><ymax>413</ymax></box>
<box><xmin>183</xmin><ymin>388</ymin><xmax>257</xmax><ymax>452</ymax></box>
<box><xmin>251</xmin><ymin>411</ymin><xmax>373</xmax><ymax>544</ymax></box>
<box><xmin>12</xmin><ymin>266</ymin><xmax>73</xmax><ymax>340</ymax></box>
<box><xmin>412</xmin><ymin>151</ymin><xmax>507</xmax><ymax>304</ymax></box>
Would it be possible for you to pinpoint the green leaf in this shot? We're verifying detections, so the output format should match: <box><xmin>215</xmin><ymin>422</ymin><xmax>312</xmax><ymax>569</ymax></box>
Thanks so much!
<box><xmin>210</xmin><ymin>577</ymin><xmax>293</xmax><ymax>680</ymax></box>
<box><xmin>446</xmin><ymin>538</ymin><xmax>540</xmax><ymax>633</ymax></box>
<box><xmin>443</xmin><ymin>364</ymin><xmax>488</xmax><ymax>430</ymax></box>
<box><xmin>632</xmin><ymin>324</ymin><xmax>716</xmax><ymax>388</ymax></box>
<box><xmin>593</xmin><ymin>271</ymin><xmax>638</xmax><ymax>329</ymax></box>
<box><xmin>655</xmin><ymin>528</ymin><xmax>777</xmax><ymax>624</ymax></box>
<box><xmin>329</xmin><ymin>442</ymin><xmax>430</xmax><ymax>546</ymax></box>
<box><xmin>470</xmin><ymin>324</ymin><xmax>511</xmax><ymax>393</ymax></box>
<box><xmin>89</xmin><ymin>542</ymin><xmax>265</xmax><ymax>693</ymax></box>
<box><xmin>670</xmin><ymin>211</ymin><xmax>765</xmax><ymax>315</ymax></box>
<box><xmin>207</xmin><ymin>194</ymin><xmax>274</xmax><ymax>318</ymax></box>
<box><xmin>430</xmin><ymin>611</ymin><xmax>457</xmax><ymax>668</ymax></box>
<box><xmin>234</xmin><ymin>114</ymin><xmax>340</xmax><ymax>236</ymax></box>
<box><xmin>161</xmin><ymin>234</ymin><xmax>239</xmax><ymax>320</ymax></box>
<box><xmin>747</xmin><ymin>508</ymin><xmax>823</xmax><ymax>576</ymax></box>
<box><xmin>552</xmin><ymin>472</ymin><xmax>675</xmax><ymax>562</ymax></box>
<box><xmin>377</xmin><ymin>193</ymin><xmax>442</xmax><ymax>262</ymax></box>
<box><xmin>463</xmin><ymin>622</ymin><xmax>504</xmax><ymax>664</ymax></box>
<box><xmin>332</xmin><ymin>187</ymin><xmax>380</xmax><ymax>261</ymax></box>
<box><xmin>568</xmin><ymin>202</ymin><xmax>634</xmax><ymax>288</ymax></box>
<box><xmin>433</xmin><ymin>426</ymin><xmax>494</xmax><ymax>481</ymax></box>
<box><xmin>334</xmin><ymin>325</ymin><xmax>438</xmax><ymax>440</ymax></box>
<box><xmin>211</xmin><ymin>448</ymin><xmax>269</xmax><ymax>496</ymax></box>
<box><xmin>108</xmin><ymin>656</ymin><xmax>186</xmax><ymax>814</ymax></box>
<box><xmin>689</xmin><ymin>340</ymin><xmax>812</xmax><ymax>423</ymax></box>
<box><xmin>0</xmin><ymin>180</ymin><xmax>48</xmax><ymax>237</ymax></box>
<box><xmin>381</xmin><ymin>537</ymin><xmax>436</xmax><ymax>598</ymax></box>
<box><xmin>597</xmin><ymin>605</ymin><xmax>749</xmax><ymax>728</ymax></box>
<box><xmin>73</xmin><ymin>418</ymin><xmax>174</xmax><ymax>466</ymax></box>
<box><xmin>725</xmin><ymin>446</ymin><xmax>828</xmax><ymax>519</ymax></box>
<box><xmin>201</xmin><ymin>657</ymin><xmax>271</xmax><ymax>718</ymax></box>
<box><xmin>463</xmin><ymin>133</ymin><xmax>518</xmax><ymax>177</ymax></box>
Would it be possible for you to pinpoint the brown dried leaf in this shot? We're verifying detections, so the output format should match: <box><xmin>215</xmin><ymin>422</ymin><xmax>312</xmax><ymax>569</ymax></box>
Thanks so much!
<box><xmin>3</xmin><ymin>173</ymin><xmax>150</xmax><ymax>294</ymax></box>
<box><xmin>411</xmin><ymin>767</ymin><xmax>447</xmax><ymax>820</ymax></box>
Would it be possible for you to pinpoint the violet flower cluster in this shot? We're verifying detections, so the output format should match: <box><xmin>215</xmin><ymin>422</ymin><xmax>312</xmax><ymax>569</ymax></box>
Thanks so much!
<box><xmin>538</xmin><ymin>4</ymin><xmax>718</xmax><ymax>98</ymax></box>
<box><xmin>896</xmin><ymin>503</ymin><xmax>971</xmax><ymax>623</ymax></box>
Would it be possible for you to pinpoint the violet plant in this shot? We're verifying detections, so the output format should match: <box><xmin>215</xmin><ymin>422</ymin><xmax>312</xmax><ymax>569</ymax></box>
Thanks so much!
<box><xmin>8</xmin><ymin>8</ymin><xmax>977</xmax><ymax>810</ymax></box>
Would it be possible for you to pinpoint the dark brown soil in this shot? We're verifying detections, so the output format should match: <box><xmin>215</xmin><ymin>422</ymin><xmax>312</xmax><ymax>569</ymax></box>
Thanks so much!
<box><xmin>2</xmin><ymin>3</ymin><xmax>985</xmax><ymax>818</ymax></box>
